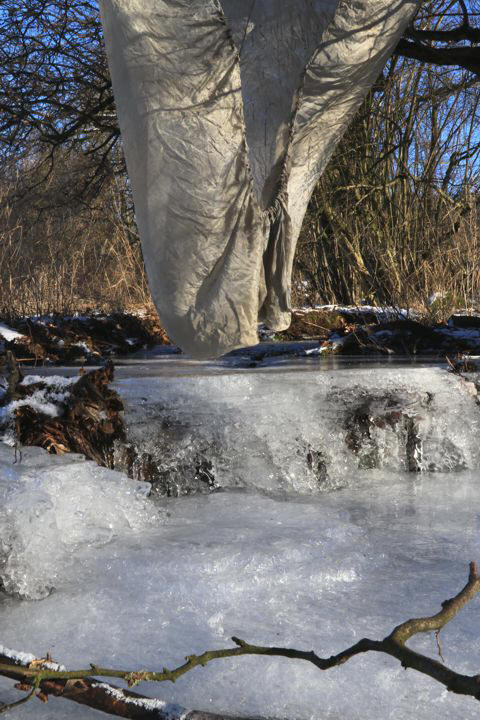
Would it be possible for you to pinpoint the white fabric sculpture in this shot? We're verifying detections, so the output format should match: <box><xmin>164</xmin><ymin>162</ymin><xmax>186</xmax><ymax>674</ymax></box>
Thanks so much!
<box><xmin>100</xmin><ymin>0</ymin><xmax>419</xmax><ymax>358</ymax></box>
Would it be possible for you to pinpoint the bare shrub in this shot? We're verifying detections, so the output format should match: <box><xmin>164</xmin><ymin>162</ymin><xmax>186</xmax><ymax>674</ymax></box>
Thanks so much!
<box><xmin>0</xmin><ymin>154</ymin><xmax>152</xmax><ymax>318</ymax></box>
<box><xmin>293</xmin><ymin>54</ymin><xmax>480</xmax><ymax>319</ymax></box>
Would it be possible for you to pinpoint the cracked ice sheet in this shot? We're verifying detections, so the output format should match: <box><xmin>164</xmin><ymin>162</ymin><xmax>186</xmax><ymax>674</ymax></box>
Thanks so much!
<box><xmin>1</xmin><ymin>468</ymin><xmax>480</xmax><ymax>718</ymax></box>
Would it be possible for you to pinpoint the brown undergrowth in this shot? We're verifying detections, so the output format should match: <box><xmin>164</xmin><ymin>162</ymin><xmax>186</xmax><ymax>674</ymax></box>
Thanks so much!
<box><xmin>0</xmin><ymin>356</ymin><xmax>125</xmax><ymax>467</ymax></box>
<box><xmin>0</xmin><ymin>312</ymin><xmax>172</xmax><ymax>366</ymax></box>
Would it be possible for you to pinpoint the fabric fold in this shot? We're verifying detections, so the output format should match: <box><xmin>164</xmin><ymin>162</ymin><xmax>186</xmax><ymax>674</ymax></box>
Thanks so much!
<box><xmin>100</xmin><ymin>0</ymin><xmax>419</xmax><ymax>358</ymax></box>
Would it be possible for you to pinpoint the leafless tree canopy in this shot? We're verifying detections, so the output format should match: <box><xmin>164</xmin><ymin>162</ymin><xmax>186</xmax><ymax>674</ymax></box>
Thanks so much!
<box><xmin>395</xmin><ymin>0</ymin><xmax>480</xmax><ymax>75</ymax></box>
<box><xmin>0</xmin><ymin>0</ymin><xmax>480</xmax><ymax>191</ymax></box>
<box><xmin>0</xmin><ymin>0</ymin><xmax>120</xmax><ymax>196</ymax></box>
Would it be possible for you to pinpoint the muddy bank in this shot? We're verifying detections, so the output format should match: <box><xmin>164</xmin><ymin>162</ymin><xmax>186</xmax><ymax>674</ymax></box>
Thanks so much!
<box><xmin>270</xmin><ymin>307</ymin><xmax>480</xmax><ymax>357</ymax></box>
<box><xmin>0</xmin><ymin>312</ymin><xmax>173</xmax><ymax>365</ymax></box>
<box><xmin>2</xmin><ymin>308</ymin><xmax>480</xmax><ymax>366</ymax></box>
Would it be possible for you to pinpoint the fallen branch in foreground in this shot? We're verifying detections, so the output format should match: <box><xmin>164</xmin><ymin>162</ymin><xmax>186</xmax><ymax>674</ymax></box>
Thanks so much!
<box><xmin>1</xmin><ymin>562</ymin><xmax>480</xmax><ymax>719</ymax></box>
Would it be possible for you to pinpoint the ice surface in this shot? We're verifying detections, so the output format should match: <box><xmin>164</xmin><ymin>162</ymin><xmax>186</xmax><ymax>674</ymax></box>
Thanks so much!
<box><xmin>0</xmin><ymin>445</ymin><xmax>160</xmax><ymax>599</ymax></box>
<box><xmin>1</xmin><ymin>366</ymin><xmax>480</xmax><ymax>719</ymax></box>
<box><xmin>116</xmin><ymin>367</ymin><xmax>480</xmax><ymax>494</ymax></box>
<box><xmin>1</xmin><ymin>471</ymin><xmax>480</xmax><ymax>719</ymax></box>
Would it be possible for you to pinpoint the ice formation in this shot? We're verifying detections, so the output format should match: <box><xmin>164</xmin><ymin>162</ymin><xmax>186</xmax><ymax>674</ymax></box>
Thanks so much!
<box><xmin>1</xmin><ymin>365</ymin><xmax>480</xmax><ymax>719</ymax></box>
<box><xmin>1</xmin><ymin>472</ymin><xmax>480</xmax><ymax>719</ymax></box>
<box><xmin>100</xmin><ymin>0</ymin><xmax>419</xmax><ymax>357</ymax></box>
<box><xmin>115</xmin><ymin>366</ymin><xmax>480</xmax><ymax>494</ymax></box>
<box><xmin>0</xmin><ymin>444</ymin><xmax>160</xmax><ymax>599</ymax></box>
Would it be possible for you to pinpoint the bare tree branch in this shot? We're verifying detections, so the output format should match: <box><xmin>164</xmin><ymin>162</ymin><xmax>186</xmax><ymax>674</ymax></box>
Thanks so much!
<box><xmin>394</xmin><ymin>38</ymin><xmax>480</xmax><ymax>76</ymax></box>
<box><xmin>405</xmin><ymin>24</ymin><xmax>480</xmax><ymax>43</ymax></box>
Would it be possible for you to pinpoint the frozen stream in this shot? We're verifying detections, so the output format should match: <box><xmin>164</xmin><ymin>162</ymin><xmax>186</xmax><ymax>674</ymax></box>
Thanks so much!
<box><xmin>1</xmin><ymin>359</ymin><xmax>480</xmax><ymax>719</ymax></box>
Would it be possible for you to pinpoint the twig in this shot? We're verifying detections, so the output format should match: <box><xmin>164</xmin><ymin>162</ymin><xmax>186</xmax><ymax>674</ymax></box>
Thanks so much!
<box><xmin>0</xmin><ymin>687</ymin><xmax>36</xmax><ymax>715</ymax></box>
<box><xmin>435</xmin><ymin>630</ymin><xmax>445</xmax><ymax>663</ymax></box>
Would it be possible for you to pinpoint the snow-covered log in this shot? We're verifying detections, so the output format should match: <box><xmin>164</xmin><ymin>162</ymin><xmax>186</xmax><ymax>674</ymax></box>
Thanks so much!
<box><xmin>100</xmin><ymin>0</ymin><xmax>419</xmax><ymax>358</ymax></box>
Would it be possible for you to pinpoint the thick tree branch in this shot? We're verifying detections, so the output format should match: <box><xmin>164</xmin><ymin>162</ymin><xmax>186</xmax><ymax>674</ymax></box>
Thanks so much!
<box><xmin>1</xmin><ymin>563</ymin><xmax>480</xmax><ymax>718</ymax></box>
<box><xmin>405</xmin><ymin>25</ymin><xmax>480</xmax><ymax>43</ymax></box>
<box><xmin>394</xmin><ymin>38</ymin><xmax>480</xmax><ymax>75</ymax></box>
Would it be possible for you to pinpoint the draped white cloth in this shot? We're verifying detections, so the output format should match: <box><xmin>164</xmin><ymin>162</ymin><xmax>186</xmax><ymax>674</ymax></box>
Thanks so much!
<box><xmin>100</xmin><ymin>0</ymin><xmax>419</xmax><ymax>357</ymax></box>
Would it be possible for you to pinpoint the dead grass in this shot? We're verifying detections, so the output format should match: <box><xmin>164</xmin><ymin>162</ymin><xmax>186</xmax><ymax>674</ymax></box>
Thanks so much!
<box><xmin>0</xmin><ymin>158</ymin><xmax>153</xmax><ymax>319</ymax></box>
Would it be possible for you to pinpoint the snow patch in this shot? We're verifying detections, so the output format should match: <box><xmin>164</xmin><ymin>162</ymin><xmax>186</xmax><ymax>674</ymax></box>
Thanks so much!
<box><xmin>91</xmin><ymin>684</ymin><xmax>188</xmax><ymax>719</ymax></box>
<box><xmin>6</xmin><ymin>391</ymin><xmax>67</xmax><ymax>418</ymax></box>
<box><xmin>0</xmin><ymin>644</ymin><xmax>65</xmax><ymax>672</ymax></box>
<box><xmin>21</xmin><ymin>375</ymin><xmax>76</xmax><ymax>389</ymax></box>
<box><xmin>0</xmin><ymin>374</ymin><xmax>79</xmax><ymax>443</ymax></box>
<box><xmin>299</xmin><ymin>304</ymin><xmax>414</xmax><ymax>321</ymax></box>
<box><xmin>0</xmin><ymin>322</ymin><xmax>24</xmax><ymax>342</ymax></box>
